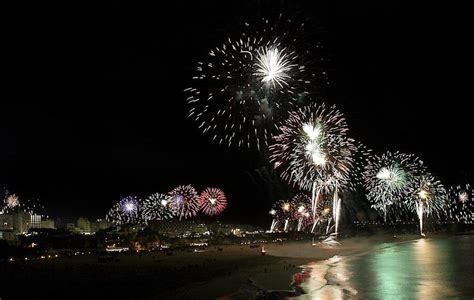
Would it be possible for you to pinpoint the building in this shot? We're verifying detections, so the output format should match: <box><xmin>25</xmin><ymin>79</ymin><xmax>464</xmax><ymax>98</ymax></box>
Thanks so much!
<box><xmin>0</xmin><ymin>211</ymin><xmax>33</xmax><ymax>234</ymax></box>
<box><xmin>90</xmin><ymin>218</ymin><xmax>111</xmax><ymax>233</ymax></box>
<box><xmin>0</xmin><ymin>229</ymin><xmax>17</xmax><ymax>241</ymax></box>
<box><xmin>13</xmin><ymin>211</ymin><xmax>32</xmax><ymax>234</ymax></box>
<box><xmin>77</xmin><ymin>217</ymin><xmax>91</xmax><ymax>234</ymax></box>
<box><xmin>149</xmin><ymin>220</ymin><xmax>211</xmax><ymax>238</ymax></box>
<box><xmin>0</xmin><ymin>214</ymin><xmax>13</xmax><ymax>230</ymax></box>
<box><xmin>54</xmin><ymin>218</ymin><xmax>64</xmax><ymax>229</ymax></box>
<box><xmin>30</xmin><ymin>214</ymin><xmax>42</xmax><ymax>229</ymax></box>
<box><xmin>41</xmin><ymin>219</ymin><xmax>55</xmax><ymax>229</ymax></box>
<box><xmin>231</xmin><ymin>228</ymin><xmax>242</xmax><ymax>237</ymax></box>
<box><xmin>191</xmin><ymin>223</ymin><xmax>209</xmax><ymax>235</ymax></box>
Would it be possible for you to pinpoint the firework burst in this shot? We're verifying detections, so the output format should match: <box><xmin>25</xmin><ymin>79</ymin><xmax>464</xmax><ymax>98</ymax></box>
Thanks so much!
<box><xmin>142</xmin><ymin>193</ymin><xmax>174</xmax><ymax>223</ymax></box>
<box><xmin>270</xmin><ymin>103</ymin><xmax>356</xmax><ymax>192</ymax></box>
<box><xmin>0</xmin><ymin>190</ymin><xmax>47</xmax><ymax>217</ymax></box>
<box><xmin>106</xmin><ymin>196</ymin><xmax>142</xmax><ymax>225</ymax></box>
<box><xmin>168</xmin><ymin>185</ymin><xmax>200</xmax><ymax>220</ymax></box>
<box><xmin>185</xmin><ymin>17</ymin><xmax>326</xmax><ymax>149</ymax></box>
<box><xmin>198</xmin><ymin>187</ymin><xmax>227</xmax><ymax>216</ymax></box>
<box><xmin>448</xmin><ymin>184</ymin><xmax>473</xmax><ymax>224</ymax></box>
<box><xmin>406</xmin><ymin>174</ymin><xmax>447</xmax><ymax>235</ymax></box>
<box><xmin>270</xmin><ymin>104</ymin><xmax>357</xmax><ymax>191</ymax></box>
<box><xmin>269</xmin><ymin>200</ymin><xmax>295</xmax><ymax>231</ymax></box>
<box><xmin>255</xmin><ymin>47</ymin><xmax>295</xmax><ymax>88</ymax></box>
<box><xmin>291</xmin><ymin>193</ymin><xmax>312</xmax><ymax>231</ymax></box>
<box><xmin>2</xmin><ymin>192</ymin><xmax>20</xmax><ymax>214</ymax></box>
<box><xmin>5</xmin><ymin>194</ymin><xmax>19</xmax><ymax>209</ymax></box>
<box><xmin>363</xmin><ymin>151</ymin><xmax>425</xmax><ymax>223</ymax></box>
<box><xmin>270</xmin><ymin>103</ymin><xmax>357</xmax><ymax>235</ymax></box>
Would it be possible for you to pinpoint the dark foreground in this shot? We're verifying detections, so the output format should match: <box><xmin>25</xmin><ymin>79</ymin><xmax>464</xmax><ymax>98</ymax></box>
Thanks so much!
<box><xmin>0</xmin><ymin>244</ymin><xmax>305</xmax><ymax>299</ymax></box>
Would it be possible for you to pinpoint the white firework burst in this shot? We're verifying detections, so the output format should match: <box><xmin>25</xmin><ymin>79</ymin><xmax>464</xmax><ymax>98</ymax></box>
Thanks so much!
<box><xmin>447</xmin><ymin>184</ymin><xmax>473</xmax><ymax>224</ymax></box>
<box><xmin>168</xmin><ymin>185</ymin><xmax>200</xmax><ymax>220</ymax></box>
<box><xmin>142</xmin><ymin>193</ymin><xmax>174</xmax><ymax>223</ymax></box>
<box><xmin>255</xmin><ymin>47</ymin><xmax>295</xmax><ymax>88</ymax></box>
<box><xmin>185</xmin><ymin>18</ymin><xmax>326</xmax><ymax>149</ymax></box>
<box><xmin>106</xmin><ymin>196</ymin><xmax>142</xmax><ymax>225</ymax></box>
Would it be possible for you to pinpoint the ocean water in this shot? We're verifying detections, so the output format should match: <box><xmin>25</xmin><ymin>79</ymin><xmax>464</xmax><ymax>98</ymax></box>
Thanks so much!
<box><xmin>292</xmin><ymin>235</ymin><xmax>474</xmax><ymax>299</ymax></box>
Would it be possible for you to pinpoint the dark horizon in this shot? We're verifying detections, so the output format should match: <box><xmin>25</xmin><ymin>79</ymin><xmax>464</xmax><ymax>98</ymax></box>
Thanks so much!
<box><xmin>2</xmin><ymin>1</ymin><xmax>473</xmax><ymax>221</ymax></box>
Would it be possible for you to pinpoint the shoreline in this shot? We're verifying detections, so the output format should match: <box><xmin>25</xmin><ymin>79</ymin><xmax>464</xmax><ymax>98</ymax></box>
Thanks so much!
<box><xmin>156</xmin><ymin>233</ymin><xmax>427</xmax><ymax>299</ymax></box>
<box><xmin>241</xmin><ymin>234</ymin><xmax>424</xmax><ymax>298</ymax></box>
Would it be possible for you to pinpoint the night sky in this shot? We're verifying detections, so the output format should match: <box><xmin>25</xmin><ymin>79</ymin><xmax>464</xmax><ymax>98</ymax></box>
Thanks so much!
<box><xmin>3</xmin><ymin>1</ymin><xmax>472</xmax><ymax>223</ymax></box>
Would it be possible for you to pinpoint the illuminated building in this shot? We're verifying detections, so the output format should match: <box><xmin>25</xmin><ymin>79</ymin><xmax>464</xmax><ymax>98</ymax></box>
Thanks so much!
<box><xmin>66</xmin><ymin>223</ymin><xmax>78</xmax><ymax>232</ymax></box>
<box><xmin>231</xmin><ymin>228</ymin><xmax>242</xmax><ymax>237</ymax></box>
<box><xmin>13</xmin><ymin>211</ymin><xmax>32</xmax><ymax>234</ymax></box>
<box><xmin>0</xmin><ymin>214</ymin><xmax>13</xmax><ymax>229</ymax></box>
<box><xmin>91</xmin><ymin>219</ymin><xmax>111</xmax><ymax>232</ymax></box>
<box><xmin>0</xmin><ymin>229</ymin><xmax>17</xmax><ymax>241</ymax></box>
<box><xmin>41</xmin><ymin>219</ymin><xmax>55</xmax><ymax>229</ymax></box>
<box><xmin>30</xmin><ymin>214</ymin><xmax>42</xmax><ymax>229</ymax></box>
<box><xmin>0</xmin><ymin>211</ymin><xmax>34</xmax><ymax>234</ymax></box>
<box><xmin>77</xmin><ymin>217</ymin><xmax>91</xmax><ymax>234</ymax></box>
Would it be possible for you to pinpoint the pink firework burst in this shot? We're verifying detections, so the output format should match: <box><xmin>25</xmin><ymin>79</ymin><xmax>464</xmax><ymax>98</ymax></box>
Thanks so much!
<box><xmin>5</xmin><ymin>194</ymin><xmax>19</xmax><ymax>208</ymax></box>
<box><xmin>168</xmin><ymin>185</ymin><xmax>200</xmax><ymax>220</ymax></box>
<box><xmin>199</xmin><ymin>188</ymin><xmax>227</xmax><ymax>216</ymax></box>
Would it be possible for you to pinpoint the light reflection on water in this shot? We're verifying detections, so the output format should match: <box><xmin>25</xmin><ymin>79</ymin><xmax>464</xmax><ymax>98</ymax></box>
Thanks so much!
<box><xmin>293</xmin><ymin>255</ymin><xmax>357</xmax><ymax>299</ymax></box>
<box><xmin>292</xmin><ymin>236</ymin><xmax>474</xmax><ymax>299</ymax></box>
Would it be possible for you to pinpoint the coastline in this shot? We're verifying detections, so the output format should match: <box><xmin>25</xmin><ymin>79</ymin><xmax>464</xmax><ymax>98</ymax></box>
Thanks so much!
<box><xmin>3</xmin><ymin>233</ymin><xmax>468</xmax><ymax>299</ymax></box>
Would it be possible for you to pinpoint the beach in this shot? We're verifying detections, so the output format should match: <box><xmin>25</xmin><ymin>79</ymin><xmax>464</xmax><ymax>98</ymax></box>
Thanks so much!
<box><xmin>157</xmin><ymin>233</ymin><xmax>423</xmax><ymax>299</ymax></box>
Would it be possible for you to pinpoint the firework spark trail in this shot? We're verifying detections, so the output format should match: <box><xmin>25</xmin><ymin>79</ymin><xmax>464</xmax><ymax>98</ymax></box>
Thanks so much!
<box><xmin>269</xmin><ymin>208</ymin><xmax>279</xmax><ymax>232</ymax></box>
<box><xmin>21</xmin><ymin>197</ymin><xmax>46</xmax><ymax>217</ymax></box>
<box><xmin>406</xmin><ymin>173</ymin><xmax>447</xmax><ymax>235</ymax></box>
<box><xmin>281</xmin><ymin>200</ymin><xmax>293</xmax><ymax>231</ymax></box>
